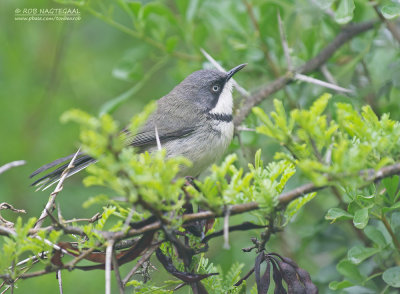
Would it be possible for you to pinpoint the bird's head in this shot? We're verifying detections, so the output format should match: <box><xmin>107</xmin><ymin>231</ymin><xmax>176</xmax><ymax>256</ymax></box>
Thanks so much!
<box><xmin>175</xmin><ymin>64</ymin><xmax>247</xmax><ymax>115</ymax></box>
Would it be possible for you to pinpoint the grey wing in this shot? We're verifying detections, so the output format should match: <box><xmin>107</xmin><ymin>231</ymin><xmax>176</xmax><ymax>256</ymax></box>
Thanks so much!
<box><xmin>125</xmin><ymin>125</ymin><xmax>196</xmax><ymax>148</ymax></box>
<box><xmin>124</xmin><ymin>99</ymin><xmax>202</xmax><ymax>149</ymax></box>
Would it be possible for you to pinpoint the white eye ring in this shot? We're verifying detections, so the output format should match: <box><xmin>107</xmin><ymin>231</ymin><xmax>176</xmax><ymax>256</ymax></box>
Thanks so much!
<box><xmin>212</xmin><ymin>85</ymin><xmax>220</xmax><ymax>92</ymax></box>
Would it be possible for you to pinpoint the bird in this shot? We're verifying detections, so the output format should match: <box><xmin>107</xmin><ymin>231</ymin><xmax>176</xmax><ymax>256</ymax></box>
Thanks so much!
<box><xmin>30</xmin><ymin>64</ymin><xmax>247</xmax><ymax>190</ymax></box>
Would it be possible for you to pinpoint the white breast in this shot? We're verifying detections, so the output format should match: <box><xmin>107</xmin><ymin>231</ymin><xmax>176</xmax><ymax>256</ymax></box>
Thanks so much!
<box><xmin>156</xmin><ymin>80</ymin><xmax>236</xmax><ymax>177</ymax></box>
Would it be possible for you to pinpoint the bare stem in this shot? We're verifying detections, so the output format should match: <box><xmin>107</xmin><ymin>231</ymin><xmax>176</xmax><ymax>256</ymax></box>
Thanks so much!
<box><xmin>34</xmin><ymin>148</ymin><xmax>81</xmax><ymax>230</ymax></box>
<box><xmin>381</xmin><ymin>214</ymin><xmax>400</xmax><ymax>252</ymax></box>
<box><xmin>105</xmin><ymin>240</ymin><xmax>114</xmax><ymax>294</ymax></box>
<box><xmin>0</xmin><ymin>161</ymin><xmax>26</xmax><ymax>175</ymax></box>
<box><xmin>234</xmin><ymin>20</ymin><xmax>377</xmax><ymax>126</ymax></box>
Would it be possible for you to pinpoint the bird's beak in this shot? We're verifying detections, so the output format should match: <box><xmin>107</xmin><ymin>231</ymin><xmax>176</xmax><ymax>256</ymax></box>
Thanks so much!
<box><xmin>226</xmin><ymin>63</ymin><xmax>247</xmax><ymax>81</ymax></box>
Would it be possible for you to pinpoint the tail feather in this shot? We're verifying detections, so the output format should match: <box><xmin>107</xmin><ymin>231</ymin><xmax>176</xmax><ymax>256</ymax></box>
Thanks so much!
<box><xmin>30</xmin><ymin>152</ymin><xmax>84</xmax><ymax>178</ymax></box>
<box><xmin>30</xmin><ymin>154</ymin><xmax>96</xmax><ymax>191</ymax></box>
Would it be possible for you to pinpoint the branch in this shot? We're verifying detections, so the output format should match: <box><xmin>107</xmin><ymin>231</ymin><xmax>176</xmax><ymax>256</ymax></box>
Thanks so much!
<box><xmin>2</xmin><ymin>162</ymin><xmax>400</xmax><ymax>284</ymax></box>
<box><xmin>234</xmin><ymin>20</ymin><xmax>377</xmax><ymax>127</ymax></box>
<box><xmin>34</xmin><ymin>148</ymin><xmax>80</xmax><ymax>230</ymax></box>
<box><xmin>122</xmin><ymin>244</ymin><xmax>159</xmax><ymax>286</ymax></box>
<box><xmin>294</xmin><ymin>73</ymin><xmax>353</xmax><ymax>93</ymax></box>
<box><xmin>0</xmin><ymin>161</ymin><xmax>26</xmax><ymax>175</ymax></box>
<box><xmin>105</xmin><ymin>240</ymin><xmax>114</xmax><ymax>294</ymax></box>
<box><xmin>371</xmin><ymin>3</ymin><xmax>400</xmax><ymax>44</ymax></box>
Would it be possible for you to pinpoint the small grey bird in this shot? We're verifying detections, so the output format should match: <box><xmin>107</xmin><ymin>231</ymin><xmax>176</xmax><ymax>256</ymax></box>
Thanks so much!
<box><xmin>30</xmin><ymin>64</ymin><xmax>246</xmax><ymax>190</ymax></box>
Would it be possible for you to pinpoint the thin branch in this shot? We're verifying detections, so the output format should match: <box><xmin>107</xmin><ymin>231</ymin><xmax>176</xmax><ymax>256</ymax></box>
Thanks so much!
<box><xmin>34</xmin><ymin>148</ymin><xmax>81</xmax><ymax>230</ymax></box>
<box><xmin>202</xmin><ymin>222</ymin><xmax>266</xmax><ymax>243</ymax></box>
<box><xmin>320</xmin><ymin>65</ymin><xmax>337</xmax><ymax>85</ymax></box>
<box><xmin>105</xmin><ymin>240</ymin><xmax>114</xmax><ymax>294</ymax></box>
<box><xmin>0</xmin><ymin>161</ymin><xmax>26</xmax><ymax>175</ymax></box>
<box><xmin>223</xmin><ymin>206</ymin><xmax>231</xmax><ymax>249</ymax></box>
<box><xmin>236</xmin><ymin>126</ymin><xmax>256</xmax><ymax>132</ymax></box>
<box><xmin>278</xmin><ymin>11</ymin><xmax>293</xmax><ymax>71</ymax></box>
<box><xmin>2</xmin><ymin>162</ymin><xmax>400</xmax><ymax>283</ymax></box>
<box><xmin>234</xmin><ymin>20</ymin><xmax>377</xmax><ymax>127</ymax></box>
<box><xmin>294</xmin><ymin>73</ymin><xmax>353</xmax><ymax>93</ymax></box>
<box><xmin>0</xmin><ymin>203</ymin><xmax>26</xmax><ymax>228</ymax></box>
<box><xmin>62</xmin><ymin>213</ymin><xmax>102</xmax><ymax>224</ymax></box>
<box><xmin>112</xmin><ymin>251</ymin><xmax>124</xmax><ymax>294</ymax></box>
<box><xmin>86</xmin><ymin>7</ymin><xmax>199</xmax><ymax>61</ymax></box>
<box><xmin>65</xmin><ymin>247</ymin><xmax>97</xmax><ymax>270</ymax></box>
<box><xmin>57</xmin><ymin>270</ymin><xmax>63</xmax><ymax>294</ymax></box>
<box><xmin>122</xmin><ymin>244</ymin><xmax>159</xmax><ymax>286</ymax></box>
<box><xmin>34</xmin><ymin>236</ymin><xmax>74</xmax><ymax>258</ymax></box>
<box><xmin>371</xmin><ymin>2</ymin><xmax>400</xmax><ymax>44</ymax></box>
<box><xmin>242</xmin><ymin>0</ymin><xmax>281</xmax><ymax>77</ymax></box>
<box><xmin>381</xmin><ymin>214</ymin><xmax>400</xmax><ymax>252</ymax></box>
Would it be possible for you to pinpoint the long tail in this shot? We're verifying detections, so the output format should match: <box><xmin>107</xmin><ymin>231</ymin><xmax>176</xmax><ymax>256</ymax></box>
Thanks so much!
<box><xmin>30</xmin><ymin>152</ymin><xmax>96</xmax><ymax>191</ymax></box>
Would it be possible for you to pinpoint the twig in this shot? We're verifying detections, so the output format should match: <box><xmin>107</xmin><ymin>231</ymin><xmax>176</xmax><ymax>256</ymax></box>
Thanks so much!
<box><xmin>86</xmin><ymin>7</ymin><xmax>199</xmax><ymax>61</ymax></box>
<box><xmin>200</xmin><ymin>48</ymin><xmax>250</xmax><ymax>97</ymax></box>
<box><xmin>223</xmin><ymin>206</ymin><xmax>231</xmax><ymax>249</ymax></box>
<box><xmin>105</xmin><ymin>240</ymin><xmax>114</xmax><ymax>294</ymax></box>
<box><xmin>371</xmin><ymin>2</ymin><xmax>400</xmax><ymax>44</ymax></box>
<box><xmin>278</xmin><ymin>11</ymin><xmax>292</xmax><ymax>71</ymax></box>
<box><xmin>202</xmin><ymin>222</ymin><xmax>266</xmax><ymax>243</ymax></box>
<box><xmin>294</xmin><ymin>73</ymin><xmax>353</xmax><ymax>93</ymax></box>
<box><xmin>241</xmin><ymin>0</ymin><xmax>281</xmax><ymax>77</ymax></box>
<box><xmin>1</xmin><ymin>162</ymin><xmax>399</xmax><ymax>247</ymax></box>
<box><xmin>122</xmin><ymin>208</ymin><xmax>135</xmax><ymax>231</ymax></box>
<box><xmin>0</xmin><ymin>203</ymin><xmax>26</xmax><ymax>228</ymax></box>
<box><xmin>112</xmin><ymin>251</ymin><xmax>124</xmax><ymax>294</ymax></box>
<box><xmin>236</xmin><ymin>126</ymin><xmax>256</xmax><ymax>132</ymax></box>
<box><xmin>0</xmin><ymin>161</ymin><xmax>26</xmax><ymax>175</ymax></box>
<box><xmin>34</xmin><ymin>148</ymin><xmax>80</xmax><ymax>230</ymax></box>
<box><xmin>2</xmin><ymin>161</ymin><xmax>400</xmax><ymax>283</ymax></box>
<box><xmin>1</xmin><ymin>259</ymin><xmax>40</xmax><ymax>293</ymax></box>
<box><xmin>62</xmin><ymin>213</ymin><xmax>102</xmax><ymax>224</ymax></box>
<box><xmin>34</xmin><ymin>236</ymin><xmax>74</xmax><ymax>257</ymax></box>
<box><xmin>381</xmin><ymin>214</ymin><xmax>400</xmax><ymax>252</ymax></box>
<box><xmin>122</xmin><ymin>244</ymin><xmax>159</xmax><ymax>286</ymax></box>
<box><xmin>320</xmin><ymin>65</ymin><xmax>337</xmax><ymax>85</ymax></box>
<box><xmin>66</xmin><ymin>247</ymin><xmax>97</xmax><ymax>270</ymax></box>
<box><xmin>234</xmin><ymin>20</ymin><xmax>377</xmax><ymax>126</ymax></box>
<box><xmin>57</xmin><ymin>270</ymin><xmax>63</xmax><ymax>294</ymax></box>
<box><xmin>0</xmin><ymin>226</ymin><xmax>16</xmax><ymax>236</ymax></box>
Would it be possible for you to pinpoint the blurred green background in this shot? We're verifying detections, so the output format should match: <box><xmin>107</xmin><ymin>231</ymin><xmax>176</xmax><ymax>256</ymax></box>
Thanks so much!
<box><xmin>1</xmin><ymin>0</ymin><xmax>400</xmax><ymax>292</ymax></box>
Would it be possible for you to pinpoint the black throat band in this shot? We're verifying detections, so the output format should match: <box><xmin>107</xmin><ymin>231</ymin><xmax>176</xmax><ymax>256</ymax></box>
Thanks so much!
<box><xmin>206</xmin><ymin>112</ymin><xmax>233</xmax><ymax>122</ymax></box>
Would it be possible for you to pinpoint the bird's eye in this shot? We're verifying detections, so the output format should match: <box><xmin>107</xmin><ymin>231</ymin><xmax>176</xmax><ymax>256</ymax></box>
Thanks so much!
<box><xmin>212</xmin><ymin>85</ymin><xmax>220</xmax><ymax>92</ymax></box>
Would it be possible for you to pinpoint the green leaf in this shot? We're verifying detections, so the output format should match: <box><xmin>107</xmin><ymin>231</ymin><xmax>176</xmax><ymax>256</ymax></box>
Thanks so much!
<box><xmin>391</xmin><ymin>212</ymin><xmax>400</xmax><ymax>231</ymax></box>
<box><xmin>127</xmin><ymin>1</ymin><xmax>141</xmax><ymax>18</ymax></box>
<box><xmin>334</xmin><ymin>0</ymin><xmax>355</xmax><ymax>24</ymax></box>
<box><xmin>381</xmin><ymin>3</ymin><xmax>400</xmax><ymax>20</ymax></box>
<box><xmin>347</xmin><ymin>246</ymin><xmax>380</xmax><ymax>264</ymax></box>
<box><xmin>383</xmin><ymin>201</ymin><xmax>400</xmax><ymax>213</ymax></box>
<box><xmin>285</xmin><ymin>192</ymin><xmax>316</xmax><ymax>224</ymax></box>
<box><xmin>336</xmin><ymin>259</ymin><xmax>365</xmax><ymax>283</ymax></box>
<box><xmin>382</xmin><ymin>266</ymin><xmax>400</xmax><ymax>287</ymax></box>
<box><xmin>325</xmin><ymin>208</ymin><xmax>353</xmax><ymax>222</ymax></box>
<box><xmin>364</xmin><ymin>226</ymin><xmax>388</xmax><ymax>248</ymax></box>
<box><xmin>382</xmin><ymin>175</ymin><xmax>400</xmax><ymax>204</ymax></box>
<box><xmin>353</xmin><ymin>208</ymin><xmax>369</xmax><ymax>229</ymax></box>
<box><xmin>165</xmin><ymin>36</ymin><xmax>179</xmax><ymax>53</ymax></box>
<box><xmin>329</xmin><ymin>280</ymin><xmax>354</xmax><ymax>290</ymax></box>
